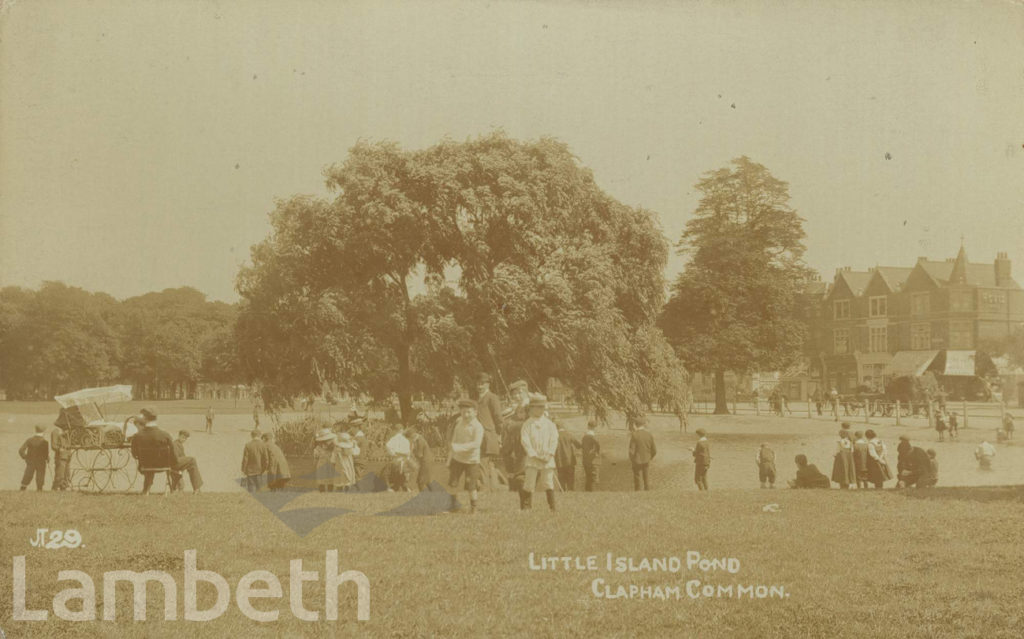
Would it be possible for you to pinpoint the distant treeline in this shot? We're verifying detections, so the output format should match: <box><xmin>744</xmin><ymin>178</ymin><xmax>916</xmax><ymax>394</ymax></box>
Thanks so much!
<box><xmin>0</xmin><ymin>282</ymin><xmax>240</xmax><ymax>400</ymax></box>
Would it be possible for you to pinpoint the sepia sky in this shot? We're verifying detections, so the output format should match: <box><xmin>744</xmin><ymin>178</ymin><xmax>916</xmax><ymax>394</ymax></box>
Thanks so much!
<box><xmin>1</xmin><ymin>0</ymin><xmax>1022</xmax><ymax>302</ymax></box>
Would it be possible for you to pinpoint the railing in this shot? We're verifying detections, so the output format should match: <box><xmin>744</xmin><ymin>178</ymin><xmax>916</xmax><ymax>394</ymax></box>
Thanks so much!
<box><xmin>687</xmin><ymin>398</ymin><xmax>1017</xmax><ymax>429</ymax></box>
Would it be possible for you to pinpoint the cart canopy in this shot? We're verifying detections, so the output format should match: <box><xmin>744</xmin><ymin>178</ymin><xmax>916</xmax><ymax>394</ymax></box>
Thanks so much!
<box><xmin>54</xmin><ymin>385</ymin><xmax>133</xmax><ymax>409</ymax></box>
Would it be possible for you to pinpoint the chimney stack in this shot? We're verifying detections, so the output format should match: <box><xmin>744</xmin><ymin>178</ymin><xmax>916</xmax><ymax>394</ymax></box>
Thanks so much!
<box><xmin>995</xmin><ymin>252</ymin><xmax>1012</xmax><ymax>287</ymax></box>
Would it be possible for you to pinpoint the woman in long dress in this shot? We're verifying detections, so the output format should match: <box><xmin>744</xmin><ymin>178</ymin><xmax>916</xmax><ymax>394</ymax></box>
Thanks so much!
<box><xmin>313</xmin><ymin>429</ymin><xmax>337</xmax><ymax>492</ymax></box>
<box><xmin>865</xmin><ymin>429</ymin><xmax>892</xmax><ymax>489</ymax></box>
<box><xmin>831</xmin><ymin>430</ymin><xmax>857</xmax><ymax>489</ymax></box>
<box><xmin>852</xmin><ymin>431</ymin><xmax>870</xmax><ymax>489</ymax></box>
<box><xmin>332</xmin><ymin>432</ymin><xmax>357</xmax><ymax>491</ymax></box>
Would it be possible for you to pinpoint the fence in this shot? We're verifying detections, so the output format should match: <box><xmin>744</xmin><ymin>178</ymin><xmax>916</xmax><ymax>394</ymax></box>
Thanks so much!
<box><xmin>687</xmin><ymin>397</ymin><xmax>1016</xmax><ymax>430</ymax></box>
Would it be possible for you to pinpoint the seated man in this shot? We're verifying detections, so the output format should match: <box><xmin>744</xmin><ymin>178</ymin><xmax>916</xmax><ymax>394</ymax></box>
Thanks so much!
<box><xmin>130</xmin><ymin>408</ymin><xmax>175</xmax><ymax>494</ymax></box>
<box><xmin>170</xmin><ymin>430</ymin><xmax>203</xmax><ymax>493</ymax></box>
<box><xmin>788</xmin><ymin>454</ymin><xmax>831</xmax><ymax>489</ymax></box>
<box><xmin>897</xmin><ymin>446</ymin><xmax>935</xmax><ymax>488</ymax></box>
<box><xmin>975</xmin><ymin>440</ymin><xmax>996</xmax><ymax>470</ymax></box>
<box><xmin>384</xmin><ymin>425</ymin><xmax>414</xmax><ymax>491</ymax></box>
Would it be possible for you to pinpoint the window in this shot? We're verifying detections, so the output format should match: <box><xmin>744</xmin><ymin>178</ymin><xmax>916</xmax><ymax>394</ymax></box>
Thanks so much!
<box><xmin>911</xmin><ymin>292</ymin><xmax>930</xmax><ymax>316</ymax></box>
<box><xmin>911</xmin><ymin>323</ymin><xmax>931</xmax><ymax>350</ymax></box>
<box><xmin>869</xmin><ymin>326</ymin><xmax>887</xmax><ymax>353</ymax></box>
<box><xmin>949</xmin><ymin>321</ymin><xmax>973</xmax><ymax>349</ymax></box>
<box><xmin>949</xmin><ymin>290</ymin><xmax>974</xmax><ymax>312</ymax></box>
<box><xmin>834</xmin><ymin>328</ymin><xmax>850</xmax><ymax>354</ymax></box>
<box><xmin>834</xmin><ymin>300</ymin><xmax>850</xmax><ymax>320</ymax></box>
<box><xmin>869</xmin><ymin>296</ymin><xmax>887</xmax><ymax>318</ymax></box>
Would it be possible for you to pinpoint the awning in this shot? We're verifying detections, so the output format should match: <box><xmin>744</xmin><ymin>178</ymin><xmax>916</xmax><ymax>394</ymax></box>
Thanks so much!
<box><xmin>55</xmin><ymin>385</ymin><xmax>133</xmax><ymax>409</ymax></box>
<box><xmin>779</xmin><ymin>359</ymin><xmax>810</xmax><ymax>380</ymax></box>
<box><xmin>884</xmin><ymin>351</ymin><xmax>939</xmax><ymax>378</ymax></box>
<box><xmin>934</xmin><ymin>351</ymin><xmax>997</xmax><ymax>377</ymax></box>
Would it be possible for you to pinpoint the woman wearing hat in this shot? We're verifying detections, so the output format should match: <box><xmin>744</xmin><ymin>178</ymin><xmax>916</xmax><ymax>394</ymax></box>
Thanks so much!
<box><xmin>332</xmin><ymin>432</ymin><xmax>357</xmax><ymax>491</ymax></box>
<box><xmin>313</xmin><ymin>428</ymin><xmax>337</xmax><ymax>492</ymax></box>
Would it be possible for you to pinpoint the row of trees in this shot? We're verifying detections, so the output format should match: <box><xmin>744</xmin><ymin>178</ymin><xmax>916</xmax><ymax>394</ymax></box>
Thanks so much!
<box><xmin>235</xmin><ymin>135</ymin><xmax>814</xmax><ymax>419</ymax></box>
<box><xmin>0</xmin><ymin>284</ymin><xmax>238</xmax><ymax>400</ymax></box>
<box><xmin>2</xmin><ymin>133</ymin><xmax>843</xmax><ymax>419</ymax></box>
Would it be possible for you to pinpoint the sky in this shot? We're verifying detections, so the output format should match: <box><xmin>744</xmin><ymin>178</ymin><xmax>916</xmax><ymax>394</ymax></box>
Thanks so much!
<box><xmin>1</xmin><ymin>0</ymin><xmax>1022</xmax><ymax>302</ymax></box>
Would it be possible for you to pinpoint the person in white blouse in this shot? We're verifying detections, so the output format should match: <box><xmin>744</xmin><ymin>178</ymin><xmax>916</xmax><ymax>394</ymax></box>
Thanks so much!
<box><xmin>520</xmin><ymin>394</ymin><xmax>559</xmax><ymax>511</ymax></box>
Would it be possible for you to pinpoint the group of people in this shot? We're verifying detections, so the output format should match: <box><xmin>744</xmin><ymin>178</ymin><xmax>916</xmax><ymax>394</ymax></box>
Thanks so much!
<box><xmin>754</xmin><ymin>423</ymin><xmax>941</xmax><ymax>490</ymax></box>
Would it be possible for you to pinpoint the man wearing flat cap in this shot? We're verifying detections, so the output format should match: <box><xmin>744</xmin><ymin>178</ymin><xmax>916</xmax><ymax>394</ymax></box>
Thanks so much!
<box><xmin>476</xmin><ymin>373</ymin><xmax>504</xmax><ymax>490</ymax></box>
<box><xmin>130</xmin><ymin>407</ymin><xmax>176</xmax><ymax>495</ymax></box>
<box><xmin>449</xmin><ymin>398</ymin><xmax>485</xmax><ymax>513</ymax></box>
<box><xmin>690</xmin><ymin>428</ymin><xmax>711</xmax><ymax>491</ymax></box>
<box><xmin>241</xmin><ymin>428</ymin><xmax>270</xmax><ymax>492</ymax></box>
<box><xmin>501</xmin><ymin>379</ymin><xmax>530</xmax><ymax>500</ymax></box>
<box><xmin>628</xmin><ymin>414</ymin><xmax>656</xmax><ymax>491</ymax></box>
<box><xmin>521</xmin><ymin>394</ymin><xmax>559</xmax><ymax>511</ymax></box>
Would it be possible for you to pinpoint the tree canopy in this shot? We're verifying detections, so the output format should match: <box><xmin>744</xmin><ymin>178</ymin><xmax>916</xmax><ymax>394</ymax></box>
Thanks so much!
<box><xmin>660</xmin><ymin>157</ymin><xmax>810</xmax><ymax>414</ymax></box>
<box><xmin>237</xmin><ymin>132</ymin><xmax>685</xmax><ymax>421</ymax></box>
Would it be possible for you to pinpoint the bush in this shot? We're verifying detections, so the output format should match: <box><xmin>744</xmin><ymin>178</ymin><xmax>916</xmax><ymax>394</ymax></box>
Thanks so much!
<box><xmin>273</xmin><ymin>416</ymin><xmax>332</xmax><ymax>457</ymax></box>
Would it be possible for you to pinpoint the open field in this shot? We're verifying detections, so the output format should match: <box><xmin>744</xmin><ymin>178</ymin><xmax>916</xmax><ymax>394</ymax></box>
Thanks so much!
<box><xmin>3</xmin><ymin>401</ymin><xmax>1023</xmax><ymax>492</ymax></box>
<box><xmin>2</xmin><ymin>487</ymin><xmax>1024</xmax><ymax>637</ymax></box>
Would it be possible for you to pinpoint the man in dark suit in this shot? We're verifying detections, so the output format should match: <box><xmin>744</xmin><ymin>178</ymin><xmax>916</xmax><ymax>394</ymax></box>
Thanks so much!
<box><xmin>170</xmin><ymin>430</ymin><xmax>203</xmax><ymax>493</ymax></box>
<box><xmin>691</xmin><ymin>428</ymin><xmax>711</xmax><ymax>491</ymax></box>
<box><xmin>51</xmin><ymin>424</ymin><xmax>72</xmax><ymax>491</ymax></box>
<box><xmin>628</xmin><ymin>415</ymin><xmax>656</xmax><ymax>491</ymax></box>
<box><xmin>476</xmin><ymin>373</ymin><xmax>504</xmax><ymax>490</ymax></box>
<box><xmin>581</xmin><ymin>420</ymin><xmax>601</xmax><ymax>491</ymax></box>
<box><xmin>130</xmin><ymin>408</ymin><xmax>176</xmax><ymax>495</ymax></box>
<box><xmin>554</xmin><ymin>421</ymin><xmax>581</xmax><ymax>491</ymax></box>
<box><xmin>241</xmin><ymin>429</ymin><xmax>270</xmax><ymax>492</ymax></box>
<box><xmin>20</xmin><ymin>425</ymin><xmax>50</xmax><ymax>491</ymax></box>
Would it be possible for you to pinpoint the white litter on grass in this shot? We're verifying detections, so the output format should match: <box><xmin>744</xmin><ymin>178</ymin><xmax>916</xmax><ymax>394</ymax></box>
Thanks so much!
<box><xmin>762</xmin><ymin>503</ymin><xmax>780</xmax><ymax>513</ymax></box>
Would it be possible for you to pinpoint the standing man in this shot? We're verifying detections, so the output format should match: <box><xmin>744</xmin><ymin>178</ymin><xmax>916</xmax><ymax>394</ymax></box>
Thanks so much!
<box><xmin>829</xmin><ymin>388</ymin><xmax>840</xmax><ymax>422</ymax></box>
<box><xmin>521</xmin><ymin>394</ymin><xmax>559</xmax><ymax>511</ymax></box>
<box><xmin>812</xmin><ymin>389</ymin><xmax>823</xmax><ymax>416</ymax></box>
<box><xmin>205</xmin><ymin>406</ymin><xmax>215</xmax><ymax>434</ymax></box>
<box><xmin>691</xmin><ymin>428</ymin><xmax>711</xmax><ymax>491</ymax></box>
<box><xmin>263</xmin><ymin>431</ymin><xmax>291</xmax><ymax>491</ymax></box>
<box><xmin>252</xmin><ymin>403</ymin><xmax>260</xmax><ymax>428</ymax></box>
<box><xmin>502</xmin><ymin>380</ymin><xmax>530</xmax><ymax>505</ymax></box>
<box><xmin>476</xmin><ymin>373</ymin><xmax>504</xmax><ymax>490</ymax></box>
<box><xmin>407</xmin><ymin>424</ymin><xmax>432</xmax><ymax>491</ymax></box>
<box><xmin>170</xmin><ymin>430</ymin><xmax>203</xmax><ymax>493</ymax></box>
<box><xmin>628</xmin><ymin>415</ymin><xmax>656</xmax><ymax>491</ymax></box>
<box><xmin>50</xmin><ymin>424</ymin><xmax>72</xmax><ymax>491</ymax></box>
<box><xmin>19</xmin><ymin>425</ymin><xmax>49</xmax><ymax>492</ymax></box>
<box><xmin>581</xmin><ymin>419</ymin><xmax>601</xmax><ymax>492</ymax></box>
<box><xmin>449</xmin><ymin>398</ymin><xmax>485</xmax><ymax>513</ymax></box>
<box><xmin>241</xmin><ymin>429</ymin><xmax>270</xmax><ymax>492</ymax></box>
<box><xmin>130</xmin><ymin>408</ymin><xmax>175</xmax><ymax>495</ymax></box>
<box><xmin>554</xmin><ymin>420</ymin><xmax>581</xmax><ymax>491</ymax></box>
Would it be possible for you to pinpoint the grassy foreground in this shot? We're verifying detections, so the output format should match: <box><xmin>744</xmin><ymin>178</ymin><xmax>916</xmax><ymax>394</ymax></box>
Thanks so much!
<box><xmin>2</xmin><ymin>487</ymin><xmax>1023</xmax><ymax>638</ymax></box>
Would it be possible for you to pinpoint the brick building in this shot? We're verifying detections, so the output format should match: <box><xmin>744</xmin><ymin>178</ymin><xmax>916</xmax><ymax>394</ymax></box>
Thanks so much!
<box><xmin>815</xmin><ymin>246</ymin><xmax>1023</xmax><ymax>394</ymax></box>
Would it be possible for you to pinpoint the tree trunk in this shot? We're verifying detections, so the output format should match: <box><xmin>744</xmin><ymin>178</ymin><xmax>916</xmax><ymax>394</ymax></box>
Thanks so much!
<box><xmin>713</xmin><ymin>370</ymin><xmax>730</xmax><ymax>415</ymax></box>
<box><xmin>396</xmin><ymin>342</ymin><xmax>413</xmax><ymax>425</ymax></box>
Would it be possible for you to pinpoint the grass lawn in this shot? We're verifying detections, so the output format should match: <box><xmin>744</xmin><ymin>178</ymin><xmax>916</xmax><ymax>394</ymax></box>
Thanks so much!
<box><xmin>2</xmin><ymin>487</ymin><xmax>1023</xmax><ymax>638</ymax></box>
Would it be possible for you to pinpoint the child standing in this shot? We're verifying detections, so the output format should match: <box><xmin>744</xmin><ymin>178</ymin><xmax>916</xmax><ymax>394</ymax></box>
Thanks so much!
<box><xmin>756</xmin><ymin>443</ymin><xmax>777</xmax><ymax>489</ymax></box>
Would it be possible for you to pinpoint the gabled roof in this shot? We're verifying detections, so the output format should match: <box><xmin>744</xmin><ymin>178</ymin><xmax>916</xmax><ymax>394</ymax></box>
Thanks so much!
<box><xmin>833</xmin><ymin>270</ymin><xmax>872</xmax><ymax>297</ymax></box>
<box><xmin>802</xmin><ymin>280</ymin><xmax>830</xmax><ymax>296</ymax></box>
<box><xmin>916</xmin><ymin>260</ymin><xmax>1019</xmax><ymax>288</ymax></box>
<box><xmin>873</xmin><ymin>267</ymin><xmax>913</xmax><ymax>291</ymax></box>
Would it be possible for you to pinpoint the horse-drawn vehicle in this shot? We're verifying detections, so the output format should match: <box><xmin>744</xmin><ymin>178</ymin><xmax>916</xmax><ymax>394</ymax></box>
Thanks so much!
<box><xmin>53</xmin><ymin>385</ymin><xmax>140</xmax><ymax>492</ymax></box>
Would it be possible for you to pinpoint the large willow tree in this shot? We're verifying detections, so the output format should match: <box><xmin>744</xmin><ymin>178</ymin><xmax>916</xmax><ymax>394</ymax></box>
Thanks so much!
<box><xmin>237</xmin><ymin>132</ymin><xmax>685</xmax><ymax>422</ymax></box>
